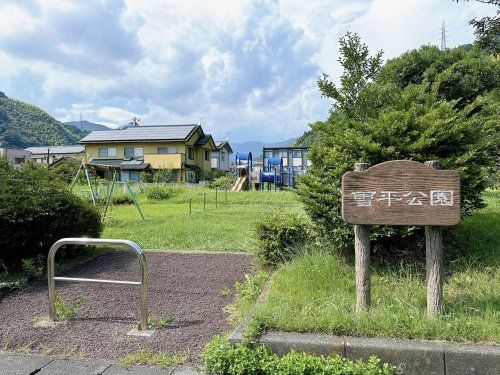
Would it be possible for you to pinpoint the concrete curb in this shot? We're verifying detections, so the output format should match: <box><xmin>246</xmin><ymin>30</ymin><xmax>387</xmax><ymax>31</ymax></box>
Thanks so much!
<box><xmin>229</xmin><ymin>330</ymin><xmax>499</xmax><ymax>375</ymax></box>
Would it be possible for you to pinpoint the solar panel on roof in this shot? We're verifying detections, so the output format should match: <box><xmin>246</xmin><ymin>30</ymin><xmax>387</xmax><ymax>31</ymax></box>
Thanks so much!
<box><xmin>80</xmin><ymin>125</ymin><xmax>196</xmax><ymax>142</ymax></box>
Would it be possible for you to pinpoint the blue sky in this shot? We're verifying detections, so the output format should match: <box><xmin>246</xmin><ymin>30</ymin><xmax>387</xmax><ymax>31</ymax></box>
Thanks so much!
<box><xmin>0</xmin><ymin>0</ymin><xmax>495</xmax><ymax>142</ymax></box>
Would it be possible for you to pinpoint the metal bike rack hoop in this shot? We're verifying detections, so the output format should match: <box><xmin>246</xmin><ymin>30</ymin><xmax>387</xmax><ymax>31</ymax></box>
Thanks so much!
<box><xmin>48</xmin><ymin>238</ymin><xmax>148</xmax><ymax>330</ymax></box>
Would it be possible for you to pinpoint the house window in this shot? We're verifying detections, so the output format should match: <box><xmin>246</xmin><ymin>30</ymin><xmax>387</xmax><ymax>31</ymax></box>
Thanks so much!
<box><xmin>188</xmin><ymin>148</ymin><xmax>195</xmax><ymax>160</ymax></box>
<box><xmin>272</xmin><ymin>150</ymin><xmax>279</xmax><ymax>157</ymax></box>
<box><xmin>204</xmin><ymin>150</ymin><xmax>210</xmax><ymax>161</ymax></box>
<box><xmin>14</xmin><ymin>157</ymin><xmax>25</xmax><ymax>164</ymax></box>
<box><xmin>124</xmin><ymin>147</ymin><xmax>143</xmax><ymax>158</ymax></box>
<box><xmin>221</xmin><ymin>152</ymin><xmax>225</xmax><ymax>161</ymax></box>
<box><xmin>158</xmin><ymin>147</ymin><xmax>178</xmax><ymax>154</ymax></box>
<box><xmin>99</xmin><ymin>147</ymin><xmax>117</xmax><ymax>157</ymax></box>
<box><xmin>293</xmin><ymin>150</ymin><xmax>302</xmax><ymax>158</ymax></box>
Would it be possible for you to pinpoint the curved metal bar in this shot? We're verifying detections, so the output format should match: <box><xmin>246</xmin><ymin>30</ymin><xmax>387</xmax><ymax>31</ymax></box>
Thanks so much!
<box><xmin>48</xmin><ymin>238</ymin><xmax>148</xmax><ymax>330</ymax></box>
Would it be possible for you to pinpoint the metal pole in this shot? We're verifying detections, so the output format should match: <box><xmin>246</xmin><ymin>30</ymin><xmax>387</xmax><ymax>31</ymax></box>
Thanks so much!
<box><xmin>101</xmin><ymin>170</ymin><xmax>117</xmax><ymax>222</ymax></box>
<box><xmin>125</xmin><ymin>181</ymin><xmax>145</xmax><ymax>222</ymax></box>
<box><xmin>48</xmin><ymin>238</ymin><xmax>148</xmax><ymax>330</ymax></box>
<box><xmin>215</xmin><ymin>188</ymin><xmax>218</xmax><ymax>209</ymax></box>
<box><xmin>84</xmin><ymin>167</ymin><xmax>96</xmax><ymax>205</ymax></box>
<box><xmin>189</xmin><ymin>198</ymin><xmax>192</xmax><ymax>214</ymax></box>
<box><xmin>225</xmin><ymin>188</ymin><xmax>228</xmax><ymax>206</ymax></box>
<box><xmin>70</xmin><ymin>167</ymin><xmax>82</xmax><ymax>191</ymax></box>
<box><xmin>203</xmin><ymin>192</ymin><xmax>206</xmax><ymax>211</ymax></box>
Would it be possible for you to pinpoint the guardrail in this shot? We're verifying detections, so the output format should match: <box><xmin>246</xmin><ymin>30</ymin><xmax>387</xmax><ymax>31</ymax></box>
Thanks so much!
<box><xmin>47</xmin><ymin>238</ymin><xmax>148</xmax><ymax>330</ymax></box>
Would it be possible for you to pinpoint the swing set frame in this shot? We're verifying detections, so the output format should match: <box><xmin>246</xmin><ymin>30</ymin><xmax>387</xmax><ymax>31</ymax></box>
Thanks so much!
<box><xmin>70</xmin><ymin>162</ymin><xmax>145</xmax><ymax>222</ymax></box>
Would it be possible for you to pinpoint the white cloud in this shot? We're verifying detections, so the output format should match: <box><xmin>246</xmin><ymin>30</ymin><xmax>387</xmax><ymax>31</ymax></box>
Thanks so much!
<box><xmin>0</xmin><ymin>0</ymin><xmax>496</xmax><ymax>142</ymax></box>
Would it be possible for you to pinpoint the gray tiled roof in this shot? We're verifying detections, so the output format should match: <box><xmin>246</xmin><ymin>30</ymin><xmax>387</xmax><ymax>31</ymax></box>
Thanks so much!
<box><xmin>215</xmin><ymin>140</ymin><xmax>233</xmax><ymax>153</ymax></box>
<box><xmin>25</xmin><ymin>145</ymin><xmax>85</xmax><ymax>154</ymax></box>
<box><xmin>80</xmin><ymin>124</ymin><xmax>198</xmax><ymax>143</ymax></box>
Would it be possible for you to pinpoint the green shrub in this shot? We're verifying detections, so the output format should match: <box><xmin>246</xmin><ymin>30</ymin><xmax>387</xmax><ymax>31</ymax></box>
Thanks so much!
<box><xmin>21</xmin><ymin>254</ymin><xmax>45</xmax><ymax>280</ymax></box>
<box><xmin>0</xmin><ymin>159</ymin><xmax>103</xmax><ymax>270</ymax></box>
<box><xmin>153</xmin><ymin>168</ymin><xmax>176</xmax><ymax>183</ymax></box>
<box><xmin>143</xmin><ymin>184</ymin><xmax>177</xmax><ymax>200</ymax></box>
<box><xmin>255</xmin><ymin>211</ymin><xmax>312</xmax><ymax>266</ymax></box>
<box><xmin>110</xmin><ymin>194</ymin><xmax>133</xmax><ymax>205</ymax></box>
<box><xmin>208</xmin><ymin>176</ymin><xmax>235</xmax><ymax>189</ymax></box>
<box><xmin>202</xmin><ymin>335</ymin><xmax>394</xmax><ymax>375</ymax></box>
<box><xmin>201</xmin><ymin>169</ymin><xmax>227</xmax><ymax>181</ymax></box>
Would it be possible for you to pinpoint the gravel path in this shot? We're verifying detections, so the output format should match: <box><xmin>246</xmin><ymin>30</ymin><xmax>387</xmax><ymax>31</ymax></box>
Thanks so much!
<box><xmin>0</xmin><ymin>251</ymin><xmax>253</xmax><ymax>362</ymax></box>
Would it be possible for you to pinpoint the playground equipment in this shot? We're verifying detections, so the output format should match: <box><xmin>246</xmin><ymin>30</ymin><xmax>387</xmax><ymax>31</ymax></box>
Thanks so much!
<box><xmin>70</xmin><ymin>162</ymin><xmax>145</xmax><ymax>222</ymax></box>
<box><xmin>260</xmin><ymin>156</ymin><xmax>283</xmax><ymax>191</ymax></box>
<box><xmin>48</xmin><ymin>238</ymin><xmax>149</xmax><ymax>330</ymax></box>
<box><xmin>231</xmin><ymin>152</ymin><xmax>253</xmax><ymax>192</ymax></box>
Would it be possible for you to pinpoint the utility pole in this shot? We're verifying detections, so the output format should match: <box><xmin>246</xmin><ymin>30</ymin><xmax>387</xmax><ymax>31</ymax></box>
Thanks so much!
<box><xmin>441</xmin><ymin>20</ymin><xmax>447</xmax><ymax>51</ymax></box>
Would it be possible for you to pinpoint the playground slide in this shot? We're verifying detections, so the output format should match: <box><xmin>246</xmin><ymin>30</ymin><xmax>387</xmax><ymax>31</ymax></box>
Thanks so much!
<box><xmin>230</xmin><ymin>176</ymin><xmax>246</xmax><ymax>192</ymax></box>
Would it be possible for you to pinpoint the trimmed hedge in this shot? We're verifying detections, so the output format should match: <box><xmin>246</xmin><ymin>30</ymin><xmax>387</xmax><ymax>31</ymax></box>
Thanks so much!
<box><xmin>255</xmin><ymin>211</ymin><xmax>312</xmax><ymax>266</ymax></box>
<box><xmin>203</xmin><ymin>335</ymin><xmax>394</xmax><ymax>375</ymax></box>
<box><xmin>0</xmin><ymin>159</ymin><xmax>102</xmax><ymax>269</ymax></box>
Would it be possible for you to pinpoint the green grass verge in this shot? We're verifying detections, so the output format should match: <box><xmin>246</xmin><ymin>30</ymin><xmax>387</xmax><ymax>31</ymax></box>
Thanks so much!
<box><xmin>102</xmin><ymin>188</ymin><xmax>302</xmax><ymax>252</ymax></box>
<box><xmin>253</xmin><ymin>190</ymin><xmax>500</xmax><ymax>343</ymax></box>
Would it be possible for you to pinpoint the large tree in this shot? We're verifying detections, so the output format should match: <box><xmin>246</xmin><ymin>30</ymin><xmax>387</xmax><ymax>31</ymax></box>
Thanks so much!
<box><xmin>297</xmin><ymin>34</ymin><xmax>499</xmax><ymax>258</ymax></box>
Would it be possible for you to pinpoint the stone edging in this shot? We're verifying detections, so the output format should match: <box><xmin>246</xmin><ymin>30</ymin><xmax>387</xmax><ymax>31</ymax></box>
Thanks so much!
<box><xmin>229</xmin><ymin>329</ymin><xmax>499</xmax><ymax>375</ymax></box>
<box><xmin>228</xmin><ymin>290</ymin><xmax>499</xmax><ymax>375</ymax></box>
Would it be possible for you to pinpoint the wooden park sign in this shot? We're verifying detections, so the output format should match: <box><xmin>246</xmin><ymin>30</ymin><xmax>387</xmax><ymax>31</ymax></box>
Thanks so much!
<box><xmin>341</xmin><ymin>160</ymin><xmax>461</xmax><ymax>316</ymax></box>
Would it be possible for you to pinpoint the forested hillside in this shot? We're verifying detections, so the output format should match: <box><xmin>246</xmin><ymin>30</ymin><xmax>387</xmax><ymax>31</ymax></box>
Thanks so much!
<box><xmin>0</xmin><ymin>91</ymin><xmax>84</xmax><ymax>148</ymax></box>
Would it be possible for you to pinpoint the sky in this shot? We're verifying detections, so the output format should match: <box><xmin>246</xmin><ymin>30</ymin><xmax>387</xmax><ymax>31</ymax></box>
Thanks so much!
<box><xmin>0</xmin><ymin>0</ymin><xmax>496</xmax><ymax>142</ymax></box>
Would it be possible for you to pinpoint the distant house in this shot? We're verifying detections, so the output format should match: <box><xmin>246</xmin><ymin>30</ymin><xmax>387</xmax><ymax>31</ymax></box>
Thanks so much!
<box><xmin>0</xmin><ymin>147</ymin><xmax>30</xmax><ymax>168</ymax></box>
<box><xmin>262</xmin><ymin>146</ymin><xmax>311</xmax><ymax>174</ymax></box>
<box><xmin>211</xmin><ymin>140</ymin><xmax>233</xmax><ymax>172</ymax></box>
<box><xmin>24</xmin><ymin>145</ymin><xmax>85</xmax><ymax>164</ymax></box>
<box><xmin>79</xmin><ymin>124</ymin><xmax>219</xmax><ymax>183</ymax></box>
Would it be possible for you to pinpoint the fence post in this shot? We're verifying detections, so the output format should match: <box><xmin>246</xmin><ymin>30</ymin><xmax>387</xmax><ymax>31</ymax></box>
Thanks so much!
<box><xmin>354</xmin><ymin>162</ymin><xmax>370</xmax><ymax>312</ymax></box>
<box><xmin>225</xmin><ymin>188</ymin><xmax>228</xmax><ymax>206</ymax></box>
<box><xmin>203</xmin><ymin>192</ymin><xmax>206</xmax><ymax>211</ymax></box>
<box><xmin>189</xmin><ymin>198</ymin><xmax>192</xmax><ymax>214</ymax></box>
<box><xmin>215</xmin><ymin>188</ymin><xmax>218</xmax><ymax>209</ymax></box>
<box><xmin>424</xmin><ymin>160</ymin><xmax>443</xmax><ymax>316</ymax></box>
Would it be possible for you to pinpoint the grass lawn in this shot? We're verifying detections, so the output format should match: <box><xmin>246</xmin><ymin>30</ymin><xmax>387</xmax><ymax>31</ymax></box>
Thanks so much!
<box><xmin>102</xmin><ymin>187</ymin><xmax>303</xmax><ymax>252</ymax></box>
<box><xmin>253</xmin><ymin>190</ymin><xmax>500</xmax><ymax>343</ymax></box>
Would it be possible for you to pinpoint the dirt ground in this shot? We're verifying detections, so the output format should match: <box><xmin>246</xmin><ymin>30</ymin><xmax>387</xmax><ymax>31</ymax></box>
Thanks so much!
<box><xmin>0</xmin><ymin>251</ymin><xmax>253</xmax><ymax>362</ymax></box>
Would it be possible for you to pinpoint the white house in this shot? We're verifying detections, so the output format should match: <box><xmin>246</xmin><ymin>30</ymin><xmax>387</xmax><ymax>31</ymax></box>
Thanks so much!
<box><xmin>211</xmin><ymin>140</ymin><xmax>233</xmax><ymax>172</ymax></box>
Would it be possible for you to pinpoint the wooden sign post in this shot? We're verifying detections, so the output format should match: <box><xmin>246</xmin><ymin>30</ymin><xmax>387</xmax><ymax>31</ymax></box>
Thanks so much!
<box><xmin>342</xmin><ymin>160</ymin><xmax>460</xmax><ymax>316</ymax></box>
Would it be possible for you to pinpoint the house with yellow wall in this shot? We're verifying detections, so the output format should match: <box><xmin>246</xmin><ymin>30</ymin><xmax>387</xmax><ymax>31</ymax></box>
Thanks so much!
<box><xmin>79</xmin><ymin>124</ymin><xmax>219</xmax><ymax>182</ymax></box>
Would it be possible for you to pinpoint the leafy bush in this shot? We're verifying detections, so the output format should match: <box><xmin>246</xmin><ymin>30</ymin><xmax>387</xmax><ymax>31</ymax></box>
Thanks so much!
<box><xmin>203</xmin><ymin>335</ymin><xmax>394</xmax><ymax>375</ymax></box>
<box><xmin>21</xmin><ymin>254</ymin><xmax>45</xmax><ymax>280</ymax></box>
<box><xmin>201</xmin><ymin>169</ymin><xmax>227</xmax><ymax>181</ymax></box>
<box><xmin>143</xmin><ymin>184</ymin><xmax>178</xmax><ymax>200</ymax></box>
<box><xmin>255</xmin><ymin>211</ymin><xmax>312</xmax><ymax>266</ymax></box>
<box><xmin>208</xmin><ymin>176</ymin><xmax>235</xmax><ymax>189</ymax></box>
<box><xmin>0</xmin><ymin>159</ymin><xmax>103</xmax><ymax>270</ymax></box>
<box><xmin>153</xmin><ymin>168</ymin><xmax>176</xmax><ymax>183</ymax></box>
<box><xmin>110</xmin><ymin>194</ymin><xmax>133</xmax><ymax>205</ymax></box>
<box><xmin>140</xmin><ymin>171</ymin><xmax>153</xmax><ymax>183</ymax></box>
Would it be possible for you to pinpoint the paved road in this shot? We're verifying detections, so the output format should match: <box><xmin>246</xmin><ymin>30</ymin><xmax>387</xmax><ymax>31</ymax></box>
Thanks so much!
<box><xmin>0</xmin><ymin>352</ymin><xmax>205</xmax><ymax>375</ymax></box>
